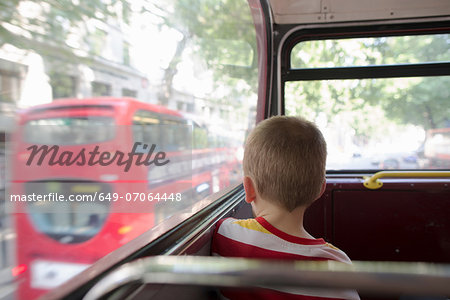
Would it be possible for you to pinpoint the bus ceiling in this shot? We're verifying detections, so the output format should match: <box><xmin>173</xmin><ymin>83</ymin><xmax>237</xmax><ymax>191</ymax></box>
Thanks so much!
<box><xmin>268</xmin><ymin>0</ymin><xmax>450</xmax><ymax>25</ymax></box>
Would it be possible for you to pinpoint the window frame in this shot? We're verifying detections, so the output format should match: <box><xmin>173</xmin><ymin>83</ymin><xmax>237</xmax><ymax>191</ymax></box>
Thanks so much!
<box><xmin>275</xmin><ymin>21</ymin><xmax>450</xmax><ymax>173</ymax></box>
<box><xmin>277</xmin><ymin>21</ymin><xmax>450</xmax><ymax>115</ymax></box>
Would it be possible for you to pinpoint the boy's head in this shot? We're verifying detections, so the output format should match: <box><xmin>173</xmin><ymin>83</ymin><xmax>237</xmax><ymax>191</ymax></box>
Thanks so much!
<box><xmin>243</xmin><ymin>116</ymin><xmax>327</xmax><ymax>212</ymax></box>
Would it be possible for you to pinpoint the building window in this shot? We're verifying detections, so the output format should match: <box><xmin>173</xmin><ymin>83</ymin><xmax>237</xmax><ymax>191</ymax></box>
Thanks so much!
<box><xmin>176</xmin><ymin>101</ymin><xmax>185</xmax><ymax>111</ymax></box>
<box><xmin>92</xmin><ymin>81</ymin><xmax>111</xmax><ymax>96</ymax></box>
<box><xmin>49</xmin><ymin>73</ymin><xmax>77</xmax><ymax>99</ymax></box>
<box><xmin>122</xmin><ymin>88</ymin><xmax>136</xmax><ymax>98</ymax></box>
<box><xmin>123</xmin><ymin>42</ymin><xmax>130</xmax><ymax>66</ymax></box>
<box><xmin>0</xmin><ymin>71</ymin><xmax>20</xmax><ymax>103</ymax></box>
<box><xmin>90</xmin><ymin>28</ymin><xmax>107</xmax><ymax>57</ymax></box>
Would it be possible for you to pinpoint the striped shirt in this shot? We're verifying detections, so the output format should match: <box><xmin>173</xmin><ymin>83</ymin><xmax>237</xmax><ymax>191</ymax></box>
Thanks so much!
<box><xmin>211</xmin><ymin>217</ymin><xmax>360</xmax><ymax>300</ymax></box>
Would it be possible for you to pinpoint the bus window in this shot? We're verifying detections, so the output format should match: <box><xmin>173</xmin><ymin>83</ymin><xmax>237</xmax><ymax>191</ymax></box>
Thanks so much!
<box><xmin>291</xmin><ymin>34</ymin><xmax>450</xmax><ymax>68</ymax></box>
<box><xmin>286</xmin><ymin>34</ymin><xmax>449</xmax><ymax>170</ymax></box>
<box><xmin>24</xmin><ymin>117</ymin><xmax>116</xmax><ymax>145</ymax></box>
<box><xmin>193</xmin><ymin>124</ymin><xmax>208</xmax><ymax>149</ymax></box>
<box><xmin>133</xmin><ymin>110</ymin><xmax>161</xmax><ymax>148</ymax></box>
<box><xmin>25</xmin><ymin>181</ymin><xmax>111</xmax><ymax>244</ymax></box>
<box><xmin>160</xmin><ymin>117</ymin><xmax>190</xmax><ymax>152</ymax></box>
<box><xmin>2</xmin><ymin>0</ymin><xmax>257</xmax><ymax>298</ymax></box>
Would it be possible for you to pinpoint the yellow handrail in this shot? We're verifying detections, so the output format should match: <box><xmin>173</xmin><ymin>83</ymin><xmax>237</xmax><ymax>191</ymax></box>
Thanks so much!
<box><xmin>363</xmin><ymin>171</ymin><xmax>450</xmax><ymax>190</ymax></box>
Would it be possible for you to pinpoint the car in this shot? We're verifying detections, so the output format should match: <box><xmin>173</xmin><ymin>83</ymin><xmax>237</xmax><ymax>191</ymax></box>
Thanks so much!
<box><xmin>371</xmin><ymin>152</ymin><xmax>419</xmax><ymax>169</ymax></box>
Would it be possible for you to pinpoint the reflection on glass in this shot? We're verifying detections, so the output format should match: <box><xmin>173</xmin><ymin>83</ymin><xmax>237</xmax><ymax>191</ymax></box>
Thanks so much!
<box><xmin>1</xmin><ymin>0</ymin><xmax>257</xmax><ymax>299</ymax></box>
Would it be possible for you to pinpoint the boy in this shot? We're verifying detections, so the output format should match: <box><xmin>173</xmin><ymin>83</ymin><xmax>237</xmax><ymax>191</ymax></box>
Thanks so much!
<box><xmin>212</xmin><ymin>116</ymin><xmax>360</xmax><ymax>300</ymax></box>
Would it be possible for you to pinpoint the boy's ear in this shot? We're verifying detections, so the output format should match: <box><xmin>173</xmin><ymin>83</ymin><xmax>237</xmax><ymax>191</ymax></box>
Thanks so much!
<box><xmin>243</xmin><ymin>176</ymin><xmax>257</xmax><ymax>203</ymax></box>
<box><xmin>317</xmin><ymin>180</ymin><xmax>327</xmax><ymax>200</ymax></box>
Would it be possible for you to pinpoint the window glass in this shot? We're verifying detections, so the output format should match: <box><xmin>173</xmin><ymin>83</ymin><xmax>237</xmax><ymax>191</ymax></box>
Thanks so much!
<box><xmin>287</xmin><ymin>34</ymin><xmax>449</xmax><ymax>170</ymax></box>
<box><xmin>285</xmin><ymin>76</ymin><xmax>449</xmax><ymax>170</ymax></box>
<box><xmin>2</xmin><ymin>0</ymin><xmax>257</xmax><ymax>298</ymax></box>
<box><xmin>193</xmin><ymin>125</ymin><xmax>208</xmax><ymax>149</ymax></box>
<box><xmin>133</xmin><ymin>110</ymin><xmax>161</xmax><ymax>146</ymax></box>
<box><xmin>49</xmin><ymin>73</ymin><xmax>77</xmax><ymax>99</ymax></box>
<box><xmin>0</xmin><ymin>71</ymin><xmax>21</xmax><ymax>102</ymax></box>
<box><xmin>425</xmin><ymin>128</ymin><xmax>450</xmax><ymax>168</ymax></box>
<box><xmin>25</xmin><ymin>181</ymin><xmax>111</xmax><ymax>244</ymax></box>
<box><xmin>91</xmin><ymin>81</ymin><xmax>111</xmax><ymax>96</ymax></box>
<box><xmin>122</xmin><ymin>88</ymin><xmax>136</xmax><ymax>97</ymax></box>
<box><xmin>24</xmin><ymin>117</ymin><xmax>115</xmax><ymax>144</ymax></box>
<box><xmin>291</xmin><ymin>34</ymin><xmax>450</xmax><ymax>68</ymax></box>
<box><xmin>285</xmin><ymin>35</ymin><xmax>450</xmax><ymax>170</ymax></box>
<box><xmin>161</xmin><ymin>118</ymin><xmax>189</xmax><ymax>151</ymax></box>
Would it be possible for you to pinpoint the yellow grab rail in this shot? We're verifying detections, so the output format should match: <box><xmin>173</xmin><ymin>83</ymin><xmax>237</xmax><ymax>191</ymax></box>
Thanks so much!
<box><xmin>363</xmin><ymin>171</ymin><xmax>450</xmax><ymax>190</ymax></box>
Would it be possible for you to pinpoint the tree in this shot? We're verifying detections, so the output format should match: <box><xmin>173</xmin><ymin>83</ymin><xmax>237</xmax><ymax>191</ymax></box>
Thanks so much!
<box><xmin>382</xmin><ymin>76</ymin><xmax>450</xmax><ymax>130</ymax></box>
<box><xmin>139</xmin><ymin>0</ymin><xmax>258</xmax><ymax>105</ymax></box>
<box><xmin>376</xmin><ymin>34</ymin><xmax>450</xmax><ymax>130</ymax></box>
<box><xmin>0</xmin><ymin>0</ymin><xmax>131</xmax><ymax>61</ymax></box>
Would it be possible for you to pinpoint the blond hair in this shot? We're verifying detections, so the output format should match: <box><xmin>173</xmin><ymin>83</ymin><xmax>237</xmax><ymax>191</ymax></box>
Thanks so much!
<box><xmin>243</xmin><ymin>116</ymin><xmax>327</xmax><ymax>211</ymax></box>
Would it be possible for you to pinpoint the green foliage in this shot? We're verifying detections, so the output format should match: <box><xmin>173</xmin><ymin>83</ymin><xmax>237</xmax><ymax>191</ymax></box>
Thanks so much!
<box><xmin>175</xmin><ymin>0</ymin><xmax>257</xmax><ymax>89</ymax></box>
<box><xmin>382</xmin><ymin>76</ymin><xmax>450</xmax><ymax>129</ymax></box>
<box><xmin>0</xmin><ymin>0</ymin><xmax>131</xmax><ymax>55</ymax></box>
<box><xmin>140</xmin><ymin>0</ymin><xmax>257</xmax><ymax>105</ymax></box>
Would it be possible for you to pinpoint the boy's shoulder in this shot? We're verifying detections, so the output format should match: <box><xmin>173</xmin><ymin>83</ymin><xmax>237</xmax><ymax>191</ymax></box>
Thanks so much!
<box><xmin>214</xmin><ymin>217</ymin><xmax>271</xmax><ymax>236</ymax></box>
<box><xmin>214</xmin><ymin>217</ymin><xmax>353</xmax><ymax>264</ymax></box>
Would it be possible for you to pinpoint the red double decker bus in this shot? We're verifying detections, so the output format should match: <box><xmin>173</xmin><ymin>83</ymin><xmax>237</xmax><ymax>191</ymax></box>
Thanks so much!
<box><xmin>10</xmin><ymin>97</ymin><xmax>242</xmax><ymax>299</ymax></box>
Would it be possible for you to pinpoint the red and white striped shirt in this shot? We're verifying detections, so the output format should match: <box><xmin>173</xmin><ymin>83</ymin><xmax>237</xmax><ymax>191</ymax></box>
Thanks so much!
<box><xmin>211</xmin><ymin>217</ymin><xmax>360</xmax><ymax>300</ymax></box>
